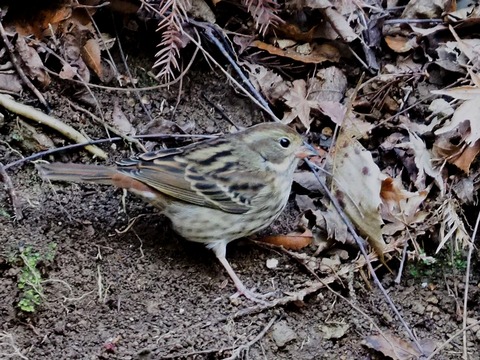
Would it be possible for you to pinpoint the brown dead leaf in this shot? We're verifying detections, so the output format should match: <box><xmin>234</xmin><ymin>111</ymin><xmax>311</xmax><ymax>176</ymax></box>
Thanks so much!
<box><xmin>15</xmin><ymin>119</ymin><xmax>55</xmax><ymax>151</ymax></box>
<box><xmin>313</xmin><ymin>203</ymin><xmax>349</xmax><ymax>243</ymax></box>
<box><xmin>272</xmin><ymin>22</ymin><xmax>318</xmax><ymax>42</ymax></box>
<box><xmin>11</xmin><ymin>6</ymin><xmax>72</xmax><ymax>38</ymax></box>
<box><xmin>251</xmin><ymin>40</ymin><xmax>340</xmax><ymax>64</ymax></box>
<box><xmin>317</xmin><ymin>101</ymin><xmax>347</xmax><ymax>125</ymax></box>
<box><xmin>260</xmin><ymin>230</ymin><xmax>313</xmax><ymax>250</ymax></box>
<box><xmin>381</xmin><ymin>181</ymin><xmax>430</xmax><ymax>236</ymax></box>
<box><xmin>380</xmin><ymin>177</ymin><xmax>409</xmax><ymax>204</ymax></box>
<box><xmin>402</xmin><ymin>0</ymin><xmax>448</xmax><ymax>18</ymax></box>
<box><xmin>82</xmin><ymin>38</ymin><xmax>103</xmax><ymax>79</ymax></box>
<box><xmin>109</xmin><ymin>0</ymin><xmax>141</xmax><ymax>14</ymax></box>
<box><xmin>451</xmin><ymin>140</ymin><xmax>480</xmax><ymax>173</ymax></box>
<box><xmin>385</xmin><ymin>35</ymin><xmax>418</xmax><ymax>53</ymax></box>
<box><xmin>435</xmin><ymin>98</ymin><xmax>480</xmax><ymax>145</ymax></box>
<box><xmin>15</xmin><ymin>35</ymin><xmax>50</xmax><ymax>87</ymax></box>
<box><xmin>59</xmin><ymin>63</ymin><xmax>78</xmax><ymax>80</ymax></box>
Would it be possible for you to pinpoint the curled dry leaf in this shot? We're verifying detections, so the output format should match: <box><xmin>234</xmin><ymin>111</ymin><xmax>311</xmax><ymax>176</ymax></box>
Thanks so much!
<box><xmin>380</xmin><ymin>178</ymin><xmax>430</xmax><ymax>236</ymax></box>
<box><xmin>401</xmin><ymin>0</ymin><xmax>448</xmax><ymax>18</ymax></box>
<box><xmin>251</xmin><ymin>40</ymin><xmax>340</xmax><ymax>64</ymax></box>
<box><xmin>15</xmin><ymin>35</ymin><xmax>50</xmax><ymax>87</ymax></box>
<box><xmin>363</xmin><ymin>332</ymin><xmax>436</xmax><ymax>360</ymax></box>
<box><xmin>435</xmin><ymin>97</ymin><xmax>480</xmax><ymax>145</ymax></box>
<box><xmin>82</xmin><ymin>38</ymin><xmax>103</xmax><ymax>79</ymax></box>
<box><xmin>319</xmin><ymin>7</ymin><xmax>358</xmax><ymax>42</ymax></box>
<box><xmin>443</xmin><ymin>139</ymin><xmax>480</xmax><ymax>173</ymax></box>
<box><xmin>398</xmin><ymin>131</ymin><xmax>444</xmax><ymax>194</ymax></box>
<box><xmin>10</xmin><ymin>6</ymin><xmax>72</xmax><ymax>38</ymax></box>
<box><xmin>385</xmin><ymin>35</ymin><xmax>418</xmax><ymax>53</ymax></box>
<box><xmin>245</xmin><ymin>64</ymin><xmax>289</xmax><ymax>103</ymax></box>
<box><xmin>260</xmin><ymin>230</ymin><xmax>313</xmax><ymax>250</ymax></box>
<box><xmin>330</xmin><ymin>129</ymin><xmax>386</xmax><ymax>257</ymax></box>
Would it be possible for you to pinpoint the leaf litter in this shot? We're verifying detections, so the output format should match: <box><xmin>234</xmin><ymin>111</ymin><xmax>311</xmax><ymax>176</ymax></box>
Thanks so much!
<box><xmin>0</xmin><ymin>0</ymin><xmax>479</xmax><ymax>358</ymax></box>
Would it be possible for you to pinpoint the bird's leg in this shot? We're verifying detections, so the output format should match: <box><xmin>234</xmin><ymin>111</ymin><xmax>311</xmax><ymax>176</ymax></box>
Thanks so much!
<box><xmin>208</xmin><ymin>240</ymin><xmax>277</xmax><ymax>303</ymax></box>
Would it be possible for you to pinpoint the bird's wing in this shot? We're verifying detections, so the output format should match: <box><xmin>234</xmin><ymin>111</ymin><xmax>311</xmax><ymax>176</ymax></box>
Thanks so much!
<box><xmin>116</xmin><ymin>147</ymin><xmax>266</xmax><ymax>214</ymax></box>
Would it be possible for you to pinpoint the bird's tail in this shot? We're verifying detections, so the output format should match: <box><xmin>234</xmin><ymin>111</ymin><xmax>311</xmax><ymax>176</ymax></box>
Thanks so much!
<box><xmin>37</xmin><ymin>163</ymin><xmax>117</xmax><ymax>185</ymax></box>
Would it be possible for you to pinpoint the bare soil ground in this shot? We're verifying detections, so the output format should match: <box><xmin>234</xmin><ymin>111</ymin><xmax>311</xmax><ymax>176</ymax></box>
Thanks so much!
<box><xmin>1</xmin><ymin>50</ymin><xmax>479</xmax><ymax>360</ymax></box>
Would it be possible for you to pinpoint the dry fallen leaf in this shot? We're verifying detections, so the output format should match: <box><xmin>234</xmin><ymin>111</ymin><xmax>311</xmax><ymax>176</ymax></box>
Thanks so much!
<box><xmin>245</xmin><ymin>64</ymin><xmax>289</xmax><ymax>103</ymax></box>
<box><xmin>398</xmin><ymin>131</ymin><xmax>444</xmax><ymax>194</ymax></box>
<box><xmin>15</xmin><ymin>35</ymin><xmax>51</xmax><ymax>87</ymax></box>
<box><xmin>251</xmin><ymin>40</ymin><xmax>340</xmax><ymax>64</ymax></box>
<box><xmin>282</xmin><ymin>79</ymin><xmax>318</xmax><ymax>130</ymax></box>
<box><xmin>364</xmin><ymin>332</ymin><xmax>436</xmax><ymax>359</ymax></box>
<box><xmin>330</xmin><ymin>128</ymin><xmax>387</xmax><ymax>257</ymax></box>
<box><xmin>260</xmin><ymin>230</ymin><xmax>313</xmax><ymax>250</ymax></box>
<box><xmin>82</xmin><ymin>38</ymin><xmax>103</xmax><ymax>79</ymax></box>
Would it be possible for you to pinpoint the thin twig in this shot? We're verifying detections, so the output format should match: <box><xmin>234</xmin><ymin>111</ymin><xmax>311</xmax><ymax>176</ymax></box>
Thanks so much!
<box><xmin>223</xmin><ymin>315</ymin><xmax>278</xmax><ymax>360</ymax></box>
<box><xmin>0</xmin><ymin>14</ymin><xmax>48</xmax><ymax>108</ymax></box>
<box><xmin>0</xmin><ymin>163</ymin><xmax>23</xmax><ymax>220</ymax></box>
<box><xmin>462</xmin><ymin>209</ymin><xmax>480</xmax><ymax>359</ymax></box>
<box><xmin>0</xmin><ymin>94</ymin><xmax>107</xmax><ymax>159</ymax></box>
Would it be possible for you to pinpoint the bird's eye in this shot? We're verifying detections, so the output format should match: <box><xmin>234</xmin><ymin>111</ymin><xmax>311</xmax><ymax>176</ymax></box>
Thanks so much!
<box><xmin>279</xmin><ymin>137</ymin><xmax>291</xmax><ymax>148</ymax></box>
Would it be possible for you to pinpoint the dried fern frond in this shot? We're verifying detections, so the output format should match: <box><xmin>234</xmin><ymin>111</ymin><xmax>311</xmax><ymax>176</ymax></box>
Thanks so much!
<box><xmin>154</xmin><ymin>0</ymin><xmax>191</xmax><ymax>82</ymax></box>
<box><xmin>243</xmin><ymin>0</ymin><xmax>283</xmax><ymax>36</ymax></box>
<box><xmin>436</xmin><ymin>199</ymin><xmax>470</xmax><ymax>253</ymax></box>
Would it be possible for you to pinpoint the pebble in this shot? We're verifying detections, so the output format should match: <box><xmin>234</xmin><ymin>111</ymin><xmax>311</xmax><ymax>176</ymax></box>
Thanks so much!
<box><xmin>271</xmin><ymin>321</ymin><xmax>297</xmax><ymax>347</ymax></box>
<box><xmin>411</xmin><ymin>302</ymin><xmax>426</xmax><ymax>315</ymax></box>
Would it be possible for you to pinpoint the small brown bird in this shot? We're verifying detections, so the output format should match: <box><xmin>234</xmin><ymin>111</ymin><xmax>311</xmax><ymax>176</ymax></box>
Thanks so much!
<box><xmin>38</xmin><ymin>123</ymin><xmax>314</xmax><ymax>302</ymax></box>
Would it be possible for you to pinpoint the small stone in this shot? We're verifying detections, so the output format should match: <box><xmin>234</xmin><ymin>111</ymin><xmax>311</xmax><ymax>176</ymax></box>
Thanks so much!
<box><xmin>411</xmin><ymin>302</ymin><xmax>425</xmax><ymax>315</ymax></box>
<box><xmin>266</xmin><ymin>258</ymin><xmax>279</xmax><ymax>269</ymax></box>
<box><xmin>271</xmin><ymin>321</ymin><xmax>297</xmax><ymax>347</ymax></box>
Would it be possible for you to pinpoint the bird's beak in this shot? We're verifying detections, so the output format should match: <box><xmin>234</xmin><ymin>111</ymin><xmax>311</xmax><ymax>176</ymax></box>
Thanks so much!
<box><xmin>295</xmin><ymin>142</ymin><xmax>319</xmax><ymax>159</ymax></box>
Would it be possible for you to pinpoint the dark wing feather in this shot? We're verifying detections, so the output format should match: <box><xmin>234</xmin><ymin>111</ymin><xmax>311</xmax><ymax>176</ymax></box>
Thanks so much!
<box><xmin>115</xmin><ymin>143</ymin><xmax>266</xmax><ymax>214</ymax></box>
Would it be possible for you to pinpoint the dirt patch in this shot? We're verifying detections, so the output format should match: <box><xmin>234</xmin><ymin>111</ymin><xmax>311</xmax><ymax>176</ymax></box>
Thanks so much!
<box><xmin>1</xmin><ymin>47</ymin><xmax>479</xmax><ymax>360</ymax></box>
